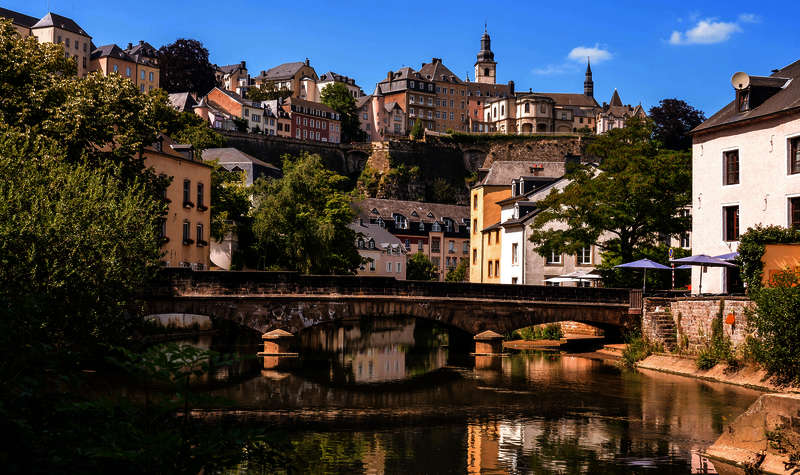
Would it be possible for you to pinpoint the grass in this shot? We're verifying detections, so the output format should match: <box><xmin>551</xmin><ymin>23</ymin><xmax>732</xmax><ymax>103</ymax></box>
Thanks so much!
<box><xmin>512</xmin><ymin>324</ymin><xmax>564</xmax><ymax>341</ymax></box>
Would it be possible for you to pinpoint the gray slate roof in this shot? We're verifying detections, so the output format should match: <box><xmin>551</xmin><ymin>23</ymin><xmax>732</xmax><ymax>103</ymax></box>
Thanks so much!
<box><xmin>418</xmin><ymin>59</ymin><xmax>463</xmax><ymax>84</ymax></box>
<box><xmin>168</xmin><ymin>93</ymin><xmax>196</xmax><ymax>113</ymax></box>
<box><xmin>0</xmin><ymin>7</ymin><xmax>38</xmax><ymax>28</ymax></box>
<box><xmin>537</xmin><ymin>92</ymin><xmax>599</xmax><ymax>108</ymax></box>
<box><xmin>258</xmin><ymin>61</ymin><xmax>306</xmax><ymax>80</ymax></box>
<box><xmin>201</xmin><ymin>147</ymin><xmax>280</xmax><ymax>170</ymax></box>
<box><xmin>32</xmin><ymin>12</ymin><xmax>89</xmax><ymax>37</ymax></box>
<box><xmin>478</xmin><ymin>161</ymin><xmax>559</xmax><ymax>186</ymax></box>
<box><xmin>349</xmin><ymin>221</ymin><xmax>405</xmax><ymax>250</ymax></box>
<box><xmin>91</xmin><ymin>44</ymin><xmax>128</xmax><ymax>61</ymax></box>
<box><xmin>356</xmin><ymin>198</ymin><xmax>469</xmax><ymax>225</ymax></box>
<box><xmin>693</xmin><ymin>58</ymin><xmax>800</xmax><ymax>134</ymax></box>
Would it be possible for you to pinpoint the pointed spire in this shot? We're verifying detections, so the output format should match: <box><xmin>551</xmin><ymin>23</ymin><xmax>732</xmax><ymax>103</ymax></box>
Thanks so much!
<box><xmin>586</xmin><ymin>57</ymin><xmax>592</xmax><ymax>75</ymax></box>
<box><xmin>610</xmin><ymin>89</ymin><xmax>622</xmax><ymax>107</ymax></box>
<box><xmin>583</xmin><ymin>57</ymin><xmax>594</xmax><ymax>98</ymax></box>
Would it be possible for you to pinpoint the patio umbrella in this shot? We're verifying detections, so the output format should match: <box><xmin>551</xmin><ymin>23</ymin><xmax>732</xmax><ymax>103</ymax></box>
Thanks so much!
<box><xmin>714</xmin><ymin>252</ymin><xmax>739</xmax><ymax>261</ymax></box>
<box><xmin>670</xmin><ymin>254</ymin><xmax>736</xmax><ymax>294</ymax></box>
<box><xmin>543</xmin><ymin>277</ymin><xmax>577</xmax><ymax>284</ymax></box>
<box><xmin>614</xmin><ymin>259</ymin><xmax>671</xmax><ymax>292</ymax></box>
<box><xmin>560</xmin><ymin>270</ymin><xmax>602</xmax><ymax>287</ymax></box>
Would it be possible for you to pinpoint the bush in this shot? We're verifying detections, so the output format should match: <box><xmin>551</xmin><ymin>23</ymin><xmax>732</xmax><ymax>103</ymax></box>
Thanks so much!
<box><xmin>747</xmin><ymin>269</ymin><xmax>800</xmax><ymax>384</ymax></box>
<box><xmin>512</xmin><ymin>323</ymin><xmax>563</xmax><ymax>341</ymax></box>
<box><xmin>695</xmin><ymin>300</ymin><xmax>735</xmax><ymax>370</ymax></box>
<box><xmin>620</xmin><ymin>332</ymin><xmax>661</xmax><ymax>368</ymax></box>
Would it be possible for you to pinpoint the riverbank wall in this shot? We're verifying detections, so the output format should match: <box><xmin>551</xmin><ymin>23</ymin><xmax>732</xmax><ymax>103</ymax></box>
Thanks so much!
<box><xmin>705</xmin><ymin>393</ymin><xmax>800</xmax><ymax>474</ymax></box>
<box><xmin>642</xmin><ymin>296</ymin><xmax>753</xmax><ymax>353</ymax></box>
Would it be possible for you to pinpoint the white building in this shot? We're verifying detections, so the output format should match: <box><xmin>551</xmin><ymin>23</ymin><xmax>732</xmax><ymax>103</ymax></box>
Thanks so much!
<box><xmin>691</xmin><ymin>59</ymin><xmax>800</xmax><ymax>294</ymax></box>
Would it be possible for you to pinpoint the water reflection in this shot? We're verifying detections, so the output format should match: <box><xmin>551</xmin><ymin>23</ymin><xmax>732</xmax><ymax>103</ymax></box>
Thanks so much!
<box><xmin>192</xmin><ymin>319</ymin><xmax>761</xmax><ymax>474</ymax></box>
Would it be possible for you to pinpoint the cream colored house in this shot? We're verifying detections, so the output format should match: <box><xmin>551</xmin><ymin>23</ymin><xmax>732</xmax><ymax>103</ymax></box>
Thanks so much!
<box><xmin>350</xmin><ymin>221</ymin><xmax>407</xmax><ymax>279</ymax></box>
<box><xmin>690</xmin><ymin>59</ymin><xmax>800</xmax><ymax>294</ymax></box>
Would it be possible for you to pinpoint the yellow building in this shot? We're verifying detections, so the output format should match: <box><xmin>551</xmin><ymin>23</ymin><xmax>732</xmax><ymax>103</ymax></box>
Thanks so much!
<box><xmin>90</xmin><ymin>41</ymin><xmax>159</xmax><ymax>93</ymax></box>
<box><xmin>0</xmin><ymin>9</ymin><xmax>93</xmax><ymax>77</ymax></box>
<box><xmin>470</xmin><ymin>182</ymin><xmax>510</xmax><ymax>283</ymax></box>
<box><xmin>143</xmin><ymin>135</ymin><xmax>211</xmax><ymax>269</ymax></box>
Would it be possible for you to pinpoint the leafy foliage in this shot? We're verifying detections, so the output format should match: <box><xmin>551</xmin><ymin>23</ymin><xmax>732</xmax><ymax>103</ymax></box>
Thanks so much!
<box><xmin>246</xmin><ymin>80</ymin><xmax>292</xmax><ymax>101</ymax></box>
<box><xmin>737</xmin><ymin>225</ymin><xmax>800</xmax><ymax>291</ymax></box>
<box><xmin>747</xmin><ymin>270</ymin><xmax>800</xmax><ymax>384</ymax></box>
<box><xmin>158</xmin><ymin>38</ymin><xmax>217</xmax><ymax>95</ymax></box>
<box><xmin>148</xmin><ymin>88</ymin><xmax>224</xmax><ymax>156</ymax></box>
<box><xmin>409</xmin><ymin>119</ymin><xmax>424</xmax><ymax>140</ymax></box>
<box><xmin>597</xmin><ymin>244</ymin><xmax>691</xmax><ymax>290</ymax></box>
<box><xmin>648</xmin><ymin>98</ymin><xmax>706</xmax><ymax>151</ymax></box>
<box><xmin>207</xmin><ymin>160</ymin><xmax>252</xmax><ymax>241</ymax></box>
<box><xmin>620</xmin><ymin>332</ymin><xmax>659</xmax><ymax>368</ymax></box>
<box><xmin>445</xmin><ymin>259</ymin><xmax>469</xmax><ymax>282</ymax></box>
<box><xmin>695</xmin><ymin>300</ymin><xmax>734</xmax><ymax>370</ymax></box>
<box><xmin>513</xmin><ymin>324</ymin><xmax>563</xmax><ymax>341</ymax></box>
<box><xmin>407</xmin><ymin>252</ymin><xmax>438</xmax><ymax>281</ymax></box>
<box><xmin>251</xmin><ymin>153</ymin><xmax>360</xmax><ymax>274</ymax></box>
<box><xmin>529</xmin><ymin>118</ymin><xmax>691</xmax><ymax>269</ymax></box>
<box><xmin>320</xmin><ymin>82</ymin><xmax>367</xmax><ymax>143</ymax></box>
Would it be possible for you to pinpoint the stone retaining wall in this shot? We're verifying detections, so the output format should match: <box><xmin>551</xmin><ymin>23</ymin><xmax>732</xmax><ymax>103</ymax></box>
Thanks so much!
<box><xmin>643</xmin><ymin>296</ymin><xmax>753</xmax><ymax>354</ymax></box>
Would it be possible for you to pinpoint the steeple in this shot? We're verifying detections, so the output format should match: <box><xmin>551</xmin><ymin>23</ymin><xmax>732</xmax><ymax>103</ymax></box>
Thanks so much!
<box><xmin>583</xmin><ymin>57</ymin><xmax>594</xmax><ymax>97</ymax></box>
<box><xmin>474</xmin><ymin>26</ymin><xmax>497</xmax><ymax>84</ymax></box>
<box><xmin>610</xmin><ymin>88</ymin><xmax>622</xmax><ymax>107</ymax></box>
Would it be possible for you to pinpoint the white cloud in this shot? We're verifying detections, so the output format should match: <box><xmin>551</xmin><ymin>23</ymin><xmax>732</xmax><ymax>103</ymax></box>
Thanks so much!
<box><xmin>567</xmin><ymin>44</ymin><xmax>613</xmax><ymax>63</ymax></box>
<box><xmin>738</xmin><ymin>13</ymin><xmax>760</xmax><ymax>23</ymax></box>
<box><xmin>669</xmin><ymin>15</ymin><xmax>755</xmax><ymax>45</ymax></box>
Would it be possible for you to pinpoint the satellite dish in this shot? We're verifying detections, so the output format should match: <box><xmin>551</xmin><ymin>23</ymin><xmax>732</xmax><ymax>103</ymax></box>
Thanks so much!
<box><xmin>731</xmin><ymin>72</ymin><xmax>750</xmax><ymax>90</ymax></box>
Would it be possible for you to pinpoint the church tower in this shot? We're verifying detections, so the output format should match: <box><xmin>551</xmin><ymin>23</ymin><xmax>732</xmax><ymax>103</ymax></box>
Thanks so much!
<box><xmin>584</xmin><ymin>58</ymin><xmax>594</xmax><ymax>97</ymax></box>
<box><xmin>474</xmin><ymin>26</ymin><xmax>497</xmax><ymax>84</ymax></box>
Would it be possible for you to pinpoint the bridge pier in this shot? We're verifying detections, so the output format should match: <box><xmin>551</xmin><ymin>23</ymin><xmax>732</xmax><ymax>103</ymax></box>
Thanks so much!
<box><xmin>473</xmin><ymin>330</ymin><xmax>505</xmax><ymax>355</ymax></box>
<box><xmin>258</xmin><ymin>329</ymin><xmax>298</xmax><ymax>357</ymax></box>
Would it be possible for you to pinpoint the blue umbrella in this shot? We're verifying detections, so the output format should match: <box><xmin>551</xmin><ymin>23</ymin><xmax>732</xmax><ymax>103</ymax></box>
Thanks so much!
<box><xmin>715</xmin><ymin>252</ymin><xmax>739</xmax><ymax>261</ymax></box>
<box><xmin>615</xmin><ymin>259</ymin><xmax>671</xmax><ymax>292</ymax></box>
<box><xmin>671</xmin><ymin>254</ymin><xmax>737</xmax><ymax>294</ymax></box>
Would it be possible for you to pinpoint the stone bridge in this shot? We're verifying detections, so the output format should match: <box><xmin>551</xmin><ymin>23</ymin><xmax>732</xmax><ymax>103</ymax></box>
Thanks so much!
<box><xmin>142</xmin><ymin>269</ymin><xmax>642</xmax><ymax>336</ymax></box>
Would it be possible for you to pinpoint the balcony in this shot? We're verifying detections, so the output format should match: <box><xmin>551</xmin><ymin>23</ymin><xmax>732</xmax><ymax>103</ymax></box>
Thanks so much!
<box><xmin>182</xmin><ymin>238</ymin><xmax>194</xmax><ymax>246</ymax></box>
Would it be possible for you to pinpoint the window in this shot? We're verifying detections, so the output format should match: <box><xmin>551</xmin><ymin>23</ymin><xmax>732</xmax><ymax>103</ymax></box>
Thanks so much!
<box><xmin>404</xmin><ymin>239</ymin><xmax>410</xmax><ymax>250</ymax></box>
<box><xmin>723</xmin><ymin>205</ymin><xmax>740</xmax><ymax>242</ymax></box>
<box><xmin>737</xmin><ymin>89</ymin><xmax>750</xmax><ymax>112</ymax></box>
<box><xmin>197</xmin><ymin>183</ymin><xmax>204</xmax><ymax>209</ymax></box>
<box><xmin>512</xmin><ymin>243</ymin><xmax>519</xmax><ymax>265</ymax></box>
<box><xmin>494</xmin><ymin>229</ymin><xmax>500</xmax><ymax>244</ymax></box>
<box><xmin>448</xmin><ymin>240</ymin><xmax>455</xmax><ymax>253</ymax></box>
<box><xmin>397</xmin><ymin>262</ymin><xmax>402</xmax><ymax>273</ymax></box>
<box><xmin>473</xmin><ymin>249</ymin><xmax>478</xmax><ymax>264</ymax></box>
<box><xmin>158</xmin><ymin>218</ymin><xmax>167</xmax><ymax>239</ymax></box>
<box><xmin>386</xmin><ymin>262</ymin><xmax>392</xmax><ymax>273</ymax></box>
<box><xmin>463</xmin><ymin>241</ymin><xmax>469</xmax><ymax>254</ymax></box>
<box><xmin>368</xmin><ymin>239</ymin><xmax>375</xmax><ymax>249</ymax></box>
<box><xmin>724</xmin><ymin>150</ymin><xmax>739</xmax><ymax>185</ymax></box>
<box><xmin>370</xmin><ymin>260</ymin><xmax>375</xmax><ymax>271</ymax></box>
<box><xmin>149</xmin><ymin>71</ymin><xmax>154</xmax><ymax>82</ymax></box>
<box><xmin>790</xmin><ymin>137</ymin><xmax>800</xmax><ymax>175</ymax></box>
<box><xmin>432</xmin><ymin>222</ymin><xmax>441</xmax><ymax>232</ymax></box>
<box><xmin>578</xmin><ymin>246</ymin><xmax>592</xmax><ymax>265</ymax></box>
<box><xmin>524</xmin><ymin>103</ymin><xmax>530</xmax><ymax>113</ymax></box>
<box><xmin>140</xmin><ymin>70</ymin><xmax>145</xmax><ymax>80</ymax></box>
<box><xmin>790</xmin><ymin>197</ymin><xmax>800</xmax><ymax>228</ymax></box>
<box><xmin>196</xmin><ymin>223</ymin><xmax>204</xmax><ymax>245</ymax></box>
<box><xmin>410</xmin><ymin>81</ymin><xmax>414</xmax><ymax>88</ymax></box>
<box><xmin>410</xmin><ymin>96</ymin><xmax>415</xmax><ymax>104</ymax></box>
<box><xmin>183</xmin><ymin>179</ymin><xmax>191</xmax><ymax>205</ymax></box>
<box><xmin>113</xmin><ymin>64</ymin><xmax>118</xmax><ymax>73</ymax></box>
<box><xmin>182</xmin><ymin>221</ymin><xmax>191</xmax><ymax>244</ymax></box>
<box><xmin>357</xmin><ymin>238</ymin><xmax>365</xmax><ymax>249</ymax></box>
<box><xmin>431</xmin><ymin>238</ymin><xmax>440</xmax><ymax>253</ymax></box>
<box><xmin>494</xmin><ymin>260</ymin><xmax>500</xmax><ymax>275</ymax></box>
<box><xmin>126</xmin><ymin>66</ymin><xmax>131</xmax><ymax>77</ymax></box>
<box><xmin>418</xmin><ymin>240</ymin><xmax>424</xmax><ymax>251</ymax></box>
<box><xmin>487</xmin><ymin>261</ymin><xmax>493</xmax><ymax>277</ymax></box>
<box><xmin>546</xmin><ymin>251</ymin><xmax>562</xmax><ymax>264</ymax></box>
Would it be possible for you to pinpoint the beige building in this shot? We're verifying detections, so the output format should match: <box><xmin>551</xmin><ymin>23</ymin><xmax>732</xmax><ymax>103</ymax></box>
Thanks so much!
<box><xmin>143</xmin><ymin>135</ymin><xmax>211</xmax><ymax>270</ymax></box>
<box><xmin>350</xmin><ymin>221</ymin><xmax>407</xmax><ymax>279</ymax></box>
<box><xmin>418</xmin><ymin>58</ymin><xmax>469</xmax><ymax>133</ymax></box>
<box><xmin>199</xmin><ymin>88</ymin><xmax>266</xmax><ymax>133</ymax></box>
<box><xmin>356</xmin><ymin>199</ymin><xmax>470</xmax><ymax>281</ymax></box>
<box><xmin>90</xmin><ymin>41</ymin><xmax>159</xmax><ymax>93</ymax></box>
<box><xmin>596</xmin><ymin>90</ymin><xmax>646</xmax><ymax>133</ymax></box>
<box><xmin>252</xmin><ymin>59</ymin><xmax>318</xmax><ymax>99</ymax></box>
<box><xmin>0</xmin><ymin>8</ymin><xmax>93</xmax><ymax>77</ymax></box>
<box><xmin>317</xmin><ymin>71</ymin><xmax>364</xmax><ymax>101</ymax></box>
<box><xmin>690</xmin><ymin>59</ymin><xmax>800</xmax><ymax>294</ymax></box>
<box><xmin>215</xmin><ymin>61</ymin><xmax>249</xmax><ymax>96</ymax></box>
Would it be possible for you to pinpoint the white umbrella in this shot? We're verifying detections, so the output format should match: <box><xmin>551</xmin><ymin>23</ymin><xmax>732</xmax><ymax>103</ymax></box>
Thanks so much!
<box><xmin>544</xmin><ymin>277</ymin><xmax>577</xmax><ymax>284</ymax></box>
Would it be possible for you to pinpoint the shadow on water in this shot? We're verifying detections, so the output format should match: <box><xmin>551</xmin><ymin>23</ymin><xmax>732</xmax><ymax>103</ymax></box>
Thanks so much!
<box><xmin>169</xmin><ymin>316</ymin><xmax>762</xmax><ymax>474</ymax></box>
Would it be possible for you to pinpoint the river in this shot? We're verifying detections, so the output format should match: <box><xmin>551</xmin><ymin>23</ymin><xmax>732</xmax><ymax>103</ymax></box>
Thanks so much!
<box><xmin>180</xmin><ymin>318</ymin><xmax>760</xmax><ymax>474</ymax></box>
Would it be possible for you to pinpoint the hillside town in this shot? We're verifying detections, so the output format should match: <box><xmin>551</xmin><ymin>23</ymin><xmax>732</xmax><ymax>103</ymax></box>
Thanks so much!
<box><xmin>2</xmin><ymin>3</ymin><xmax>800</xmax><ymax>473</ymax></box>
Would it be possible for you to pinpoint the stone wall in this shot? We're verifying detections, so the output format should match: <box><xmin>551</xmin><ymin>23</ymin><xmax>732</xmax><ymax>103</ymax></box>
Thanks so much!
<box><xmin>643</xmin><ymin>296</ymin><xmax>753</xmax><ymax>354</ymax></box>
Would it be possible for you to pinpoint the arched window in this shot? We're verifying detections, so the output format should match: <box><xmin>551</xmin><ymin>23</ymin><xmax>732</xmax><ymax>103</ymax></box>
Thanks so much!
<box><xmin>368</xmin><ymin>239</ymin><xmax>375</xmax><ymax>249</ymax></box>
<box><xmin>524</xmin><ymin>102</ymin><xmax>530</xmax><ymax>113</ymax></box>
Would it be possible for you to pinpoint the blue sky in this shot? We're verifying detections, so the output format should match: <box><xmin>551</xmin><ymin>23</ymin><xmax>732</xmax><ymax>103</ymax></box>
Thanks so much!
<box><xmin>6</xmin><ymin>0</ymin><xmax>799</xmax><ymax>116</ymax></box>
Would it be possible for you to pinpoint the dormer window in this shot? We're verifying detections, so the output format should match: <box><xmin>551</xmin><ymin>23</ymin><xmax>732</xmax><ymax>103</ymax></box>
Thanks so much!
<box><xmin>432</xmin><ymin>222</ymin><xmax>442</xmax><ymax>232</ymax></box>
<box><xmin>393</xmin><ymin>213</ymin><xmax>407</xmax><ymax>229</ymax></box>
<box><xmin>371</xmin><ymin>208</ymin><xmax>379</xmax><ymax>215</ymax></box>
<box><xmin>427</xmin><ymin>211</ymin><xmax>434</xmax><ymax>218</ymax></box>
<box><xmin>737</xmin><ymin>89</ymin><xmax>750</xmax><ymax>112</ymax></box>
<box><xmin>411</xmin><ymin>211</ymin><xmax>419</xmax><ymax>217</ymax></box>
<box><xmin>368</xmin><ymin>239</ymin><xmax>375</xmax><ymax>249</ymax></box>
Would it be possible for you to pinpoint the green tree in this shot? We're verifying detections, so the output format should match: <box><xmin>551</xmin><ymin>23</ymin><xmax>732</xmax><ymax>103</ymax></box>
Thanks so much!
<box><xmin>409</xmin><ymin>119</ymin><xmax>424</xmax><ymax>140</ymax></box>
<box><xmin>649</xmin><ymin>98</ymin><xmax>706</xmax><ymax>151</ymax></box>
<box><xmin>320</xmin><ymin>82</ymin><xmax>367</xmax><ymax>143</ymax></box>
<box><xmin>529</xmin><ymin>118</ymin><xmax>691</xmax><ymax>266</ymax></box>
<box><xmin>407</xmin><ymin>252</ymin><xmax>438</xmax><ymax>281</ymax></box>
<box><xmin>246</xmin><ymin>81</ymin><xmax>291</xmax><ymax>101</ymax></box>
<box><xmin>251</xmin><ymin>153</ymin><xmax>361</xmax><ymax>274</ymax></box>
<box><xmin>445</xmin><ymin>259</ymin><xmax>469</xmax><ymax>282</ymax></box>
<box><xmin>148</xmin><ymin>88</ymin><xmax>224</xmax><ymax>156</ymax></box>
<box><xmin>158</xmin><ymin>38</ymin><xmax>217</xmax><ymax>95</ymax></box>
<box><xmin>208</xmin><ymin>160</ymin><xmax>252</xmax><ymax>241</ymax></box>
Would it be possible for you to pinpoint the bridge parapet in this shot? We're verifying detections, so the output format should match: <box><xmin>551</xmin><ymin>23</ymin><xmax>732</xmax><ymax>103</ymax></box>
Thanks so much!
<box><xmin>147</xmin><ymin>269</ymin><xmax>633</xmax><ymax>305</ymax></box>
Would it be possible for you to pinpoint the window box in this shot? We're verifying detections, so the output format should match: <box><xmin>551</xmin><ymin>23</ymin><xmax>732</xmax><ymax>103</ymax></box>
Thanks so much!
<box><xmin>183</xmin><ymin>201</ymin><xmax>194</xmax><ymax>208</ymax></box>
<box><xmin>197</xmin><ymin>204</ymin><xmax>208</xmax><ymax>212</ymax></box>
<box><xmin>182</xmin><ymin>238</ymin><xmax>194</xmax><ymax>245</ymax></box>
<box><xmin>196</xmin><ymin>239</ymin><xmax>208</xmax><ymax>247</ymax></box>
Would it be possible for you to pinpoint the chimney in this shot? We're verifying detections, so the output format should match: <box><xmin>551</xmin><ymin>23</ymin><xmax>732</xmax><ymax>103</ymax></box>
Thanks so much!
<box><xmin>508</xmin><ymin>80</ymin><xmax>515</xmax><ymax>96</ymax></box>
<box><xmin>127</xmin><ymin>42</ymin><xmax>133</xmax><ymax>50</ymax></box>
<box><xmin>387</xmin><ymin>71</ymin><xmax>393</xmax><ymax>81</ymax></box>
<box><xmin>261</xmin><ymin>70</ymin><xmax>266</xmax><ymax>76</ymax></box>
<box><xmin>138</xmin><ymin>40</ymin><xmax>144</xmax><ymax>46</ymax></box>
<box><xmin>304</xmin><ymin>57</ymin><xmax>309</xmax><ymax>66</ymax></box>
<box><xmin>241</xmin><ymin>60</ymin><xmax>246</xmax><ymax>69</ymax></box>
